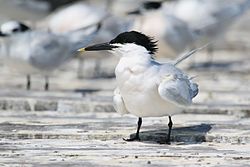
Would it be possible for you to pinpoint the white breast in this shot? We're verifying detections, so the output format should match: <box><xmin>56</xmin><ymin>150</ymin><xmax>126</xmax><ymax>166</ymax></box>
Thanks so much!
<box><xmin>115</xmin><ymin>56</ymin><xmax>182</xmax><ymax>117</ymax></box>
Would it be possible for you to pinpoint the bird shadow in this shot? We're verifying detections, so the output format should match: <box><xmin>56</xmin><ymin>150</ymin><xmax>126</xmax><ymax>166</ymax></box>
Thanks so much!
<box><xmin>128</xmin><ymin>124</ymin><xmax>212</xmax><ymax>145</ymax></box>
<box><xmin>74</xmin><ymin>88</ymin><xmax>100</xmax><ymax>95</ymax></box>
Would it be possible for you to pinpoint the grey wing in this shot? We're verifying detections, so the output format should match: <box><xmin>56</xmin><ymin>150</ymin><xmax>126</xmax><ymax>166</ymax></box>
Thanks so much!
<box><xmin>65</xmin><ymin>22</ymin><xmax>101</xmax><ymax>52</ymax></box>
<box><xmin>28</xmin><ymin>32</ymin><xmax>71</xmax><ymax>70</ymax></box>
<box><xmin>158</xmin><ymin>73</ymin><xmax>198</xmax><ymax>106</ymax></box>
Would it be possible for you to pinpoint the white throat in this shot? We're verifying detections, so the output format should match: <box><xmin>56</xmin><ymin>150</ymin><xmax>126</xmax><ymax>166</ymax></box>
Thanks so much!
<box><xmin>114</xmin><ymin>43</ymin><xmax>155</xmax><ymax>84</ymax></box>
<box><xmin>112</xmin><ymin>43</ymin><xmax>152</xmax><ymax>59</ymax></box>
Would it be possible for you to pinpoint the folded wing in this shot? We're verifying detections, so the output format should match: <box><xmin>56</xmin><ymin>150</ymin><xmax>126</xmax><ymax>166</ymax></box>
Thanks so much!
<box><xmin>158</xmin><ymin>74</ymin><xmax>198</xmax><ymax>106</ymax></box>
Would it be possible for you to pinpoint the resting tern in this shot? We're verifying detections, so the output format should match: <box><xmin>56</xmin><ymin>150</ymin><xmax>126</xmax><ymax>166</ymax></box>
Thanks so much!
<box><xmin>0</xmin><ymin>21</ymin><xmax>101</xmax><ymax>90</ymax></box>
<box><xmin>78</xmin><ymin>31</ymin><xmax>199</xmax><ymax>144</ymax></box>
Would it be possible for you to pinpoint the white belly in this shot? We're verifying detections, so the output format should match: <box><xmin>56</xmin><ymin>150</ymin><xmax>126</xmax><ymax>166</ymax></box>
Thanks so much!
<box><xmin>114</xmin><ymin>52</ymin><xmax>183</xmax><ymax>117</ymax></box>
<box><xmin>119</xmin><ymin>81</ymin><xmax>182</xmax><ymax>117</ymax></box>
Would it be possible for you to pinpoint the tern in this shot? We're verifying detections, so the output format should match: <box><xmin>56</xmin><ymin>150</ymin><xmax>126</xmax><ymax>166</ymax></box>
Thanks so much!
<box><xmin>170</xmin><ymin>0</ymin><xmax>250</xmax><ymax>42</ymax></box>
<box><xmin>167</xmin><ymin>0</ymin><xmax>250</xmax><ymax>62</ymax></box>
<box><xmin>128</xmin><ymin>0</ymin><xmax>250</xmax><ymax>64</ymax></box>
<box><xmin>78</xmin><ymin>31</ymin><xmax>199</xmax><ymax>144</ymax></box>
<box><xmin>0</xmin><ymin>21</ymin><xmax>101</xmax><ymax>90</ymax></box>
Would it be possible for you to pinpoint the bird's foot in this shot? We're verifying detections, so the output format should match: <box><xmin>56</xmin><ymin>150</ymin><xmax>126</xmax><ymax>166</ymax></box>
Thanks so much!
<box><xmin>123</xmin><ymin>135</ymin><xmax>140</xmax><ymax>142</ymax></box>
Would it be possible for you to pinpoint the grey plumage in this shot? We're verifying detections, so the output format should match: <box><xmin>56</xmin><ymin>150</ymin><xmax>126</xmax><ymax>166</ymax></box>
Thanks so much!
<box><xmin>0</xmin><ymin>21</ymin><xmax>101</xmax><ymax>89</ymax></box>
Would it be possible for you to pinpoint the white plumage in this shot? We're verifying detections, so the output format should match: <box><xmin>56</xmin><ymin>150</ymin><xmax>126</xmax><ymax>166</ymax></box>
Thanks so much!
<box><xmin>78</xmin><ymin>31</ymin><xmax>199</xmax><ymax>143</ymax></box>
<box><xmin>39</xmin><ymin>2</ymin><xmax>106</xmax><ymax>33</ymax></box>
<box><xmin>113</xmin><ymin>43</ymin><xmax>197</xmax><ymax>117</ymax></box>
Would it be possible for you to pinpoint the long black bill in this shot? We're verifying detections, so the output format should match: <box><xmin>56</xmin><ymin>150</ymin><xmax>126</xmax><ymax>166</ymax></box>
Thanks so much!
<box><xmin>127</xmin><ymin>10</ymin><xmax>141</xmax><ymax>15</ymax></box>
<box><xmin>84</xmin><ymin>42</ymin><xmax>118</xmax><ymax>51</ymax></box>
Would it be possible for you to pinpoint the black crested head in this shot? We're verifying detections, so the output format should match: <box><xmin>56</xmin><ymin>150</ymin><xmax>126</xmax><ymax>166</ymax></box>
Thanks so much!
<box><xmin>143</xmin><ymin>1</ymin><xmax>162</xmax><ymax>10</ymax></box>
<box><xmin>110</xmin><ymin>31</ymin><xmax>158</xmax><ymax>54</ymax></box>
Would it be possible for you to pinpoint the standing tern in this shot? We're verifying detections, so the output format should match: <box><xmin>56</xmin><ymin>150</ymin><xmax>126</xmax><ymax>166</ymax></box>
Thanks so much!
<box><xmin>78</xmin><ymin>31</ymin><xmax>199</xmax><ymax>144</ymax></box>
<box><xmin>0</xmin><ymin>21</ymin><xmax>101</xmax><ymax>90</ymax></box>
<box><xmin>38</xmin><ymin>2</ymin><xmax>107</xmax><ymax>79</ymax></box>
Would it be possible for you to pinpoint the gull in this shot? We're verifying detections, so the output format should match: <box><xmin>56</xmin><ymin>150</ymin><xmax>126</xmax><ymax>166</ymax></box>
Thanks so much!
<box><xmin>78</xmin><ymin>31</ymin><xmax>199</xmax><ymax>144</ymax></box>
<box><xmin>0</xmin><ymin>21</ymin><xmax>101</xmax><ymax>90</ymax></box>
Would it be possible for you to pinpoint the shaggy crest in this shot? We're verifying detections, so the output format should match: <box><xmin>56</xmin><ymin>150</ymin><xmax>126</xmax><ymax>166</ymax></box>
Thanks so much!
<box><xmin>110</xmin><ymin>31</ymin><xmax>158</xmax><ymax>55</ymax></box>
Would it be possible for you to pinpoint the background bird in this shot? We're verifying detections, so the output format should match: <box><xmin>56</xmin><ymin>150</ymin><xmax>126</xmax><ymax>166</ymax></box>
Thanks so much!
<box><xmin>166</xmin><ymin>0</ymin><xmax>250</xmax><ymax>65</ymax></box>
<box><xmin>0</xmin><ymin>20</ymin><xmax>31</xmax><ymax>36</ymax></box>
<box><xmin>0</xmin><ymin>21</ymin><xmax>101</xmax><ymax>90</ymax></box>
<box><xmin>78</xmin><ymin>31</ymin><xmax>199</xmax><ymax>144</ymax></box>
<box><xmin>128</xmin><ymin>0</ymin><xmax>250</xmax><ymax>65</ymax></box>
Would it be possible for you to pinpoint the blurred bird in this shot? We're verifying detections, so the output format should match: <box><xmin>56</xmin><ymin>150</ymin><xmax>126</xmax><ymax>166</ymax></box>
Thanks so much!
<box><xmin>0</xmin><ymin>21</ymin><xmax>101</xmax><ymax>90</ymax></box>
<box><xmin>128</xmin><ymin>1</ymin><xmax>196</xmax><ymax>58</ymax></box>
<box><xmin>167</xmin><ymin>0</ymin><xmax>250</xmax><ymax>63</ymax></box>
<box><xmin>78</xmin><ymin>31</ymin><xmax>199</xmax><ymax>144</ymax></box>
<box><xmin>38</xmin><ymin>2</ymin><xmax>108</xmax><ymax>79</ymax></box>
<box><xmin>39</xmin><ymin>2</ymin><xmax>106</xmax><ymax>33</ymax></box>
<box><xmin>129</xmin><ymin>0</ymin><xmax>250</xmax><ymax>62</ymax></box>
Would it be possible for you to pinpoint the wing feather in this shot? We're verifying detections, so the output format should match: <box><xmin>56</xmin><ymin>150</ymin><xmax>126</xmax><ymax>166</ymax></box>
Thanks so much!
<box><xmin>158</xmin><ymin>74</ymin><xmax>198</xmax><ymax>106</ymax></box>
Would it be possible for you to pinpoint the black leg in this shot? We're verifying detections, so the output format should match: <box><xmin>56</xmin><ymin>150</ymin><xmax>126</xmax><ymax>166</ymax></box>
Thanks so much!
<box><xmin>45</xmin><ymin>76</ymin><xmax>49</xmax><ymax>91</ymax></box>
<box><xmin>166</xmin><ymin>116</ymin><xmax>173</xmax><ymax>145</ymax></box>
<box><xmin>26</xmin><ymin>75</ymin><xmax>31</xmax><ymax>90</ymax></box>
<box><xmin>124</xmin><ymin>117</ymin><xmax>142</xmax><ymax>142</ymax></box>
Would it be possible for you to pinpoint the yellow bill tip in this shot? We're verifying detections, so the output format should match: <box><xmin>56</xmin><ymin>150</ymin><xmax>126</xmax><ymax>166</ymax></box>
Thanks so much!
<box><xmin>77</xmin><ymin>48</ymin><xmax>85</xmax><ymax>52</ymax></box>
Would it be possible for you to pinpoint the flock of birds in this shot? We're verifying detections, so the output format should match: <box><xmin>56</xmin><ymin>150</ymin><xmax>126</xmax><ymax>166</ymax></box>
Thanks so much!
<box><xmin>0</xmin><ymin>0</ymin><xmax>250</xmax><ymax>143</ymax></box>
